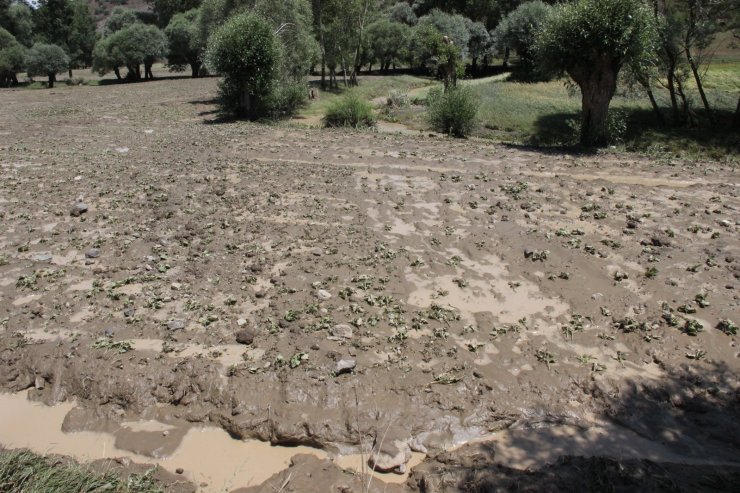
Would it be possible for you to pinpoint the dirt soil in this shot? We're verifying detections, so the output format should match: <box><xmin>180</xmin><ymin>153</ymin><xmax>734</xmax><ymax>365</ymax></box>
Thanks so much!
<box><xmin>0</xmin><ymin>77</ymin><xmax>739</xmax><ymax>492</ymax></box>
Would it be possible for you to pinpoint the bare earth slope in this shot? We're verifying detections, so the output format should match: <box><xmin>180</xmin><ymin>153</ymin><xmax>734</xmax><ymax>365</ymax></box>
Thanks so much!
<box><xmin>0</xmin><ymin>77</ymin><xmax>738</xmax><ymax>491</ymax></box>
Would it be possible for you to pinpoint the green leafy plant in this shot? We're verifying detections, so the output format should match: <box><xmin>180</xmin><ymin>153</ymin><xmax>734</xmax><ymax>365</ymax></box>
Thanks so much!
<box><xmin>323</xmin><ymin>91</ymin><xmax>376</xmax><ymax>128</ymax></box>
<box><xmin>427</xmin><ymin>86</ymin><xmax>478</xmax><ymax>137</ymax></box>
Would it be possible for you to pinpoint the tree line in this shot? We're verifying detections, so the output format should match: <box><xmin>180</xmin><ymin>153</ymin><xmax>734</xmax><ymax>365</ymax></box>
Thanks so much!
<box><xmin>1</xmin><ymin>0</ymin><xmax>737</xmax><ymax>145</ymax></box>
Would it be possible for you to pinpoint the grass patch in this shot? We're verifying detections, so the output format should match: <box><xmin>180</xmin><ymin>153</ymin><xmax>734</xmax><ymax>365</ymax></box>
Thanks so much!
<box><xmin>0</xmin><ymin>449</ymin><xmax>166</xmax><ymax>493</ymax></box>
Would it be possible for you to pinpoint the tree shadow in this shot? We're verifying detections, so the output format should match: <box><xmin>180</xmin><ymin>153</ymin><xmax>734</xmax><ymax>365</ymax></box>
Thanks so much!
<box><xmin>410</xmin><ymin>360</ymin><xmax>740</xmax><ymax>492</ymax></box>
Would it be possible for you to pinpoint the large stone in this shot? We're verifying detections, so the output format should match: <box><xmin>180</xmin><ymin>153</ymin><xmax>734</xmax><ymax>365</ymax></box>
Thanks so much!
<box><xmin>334</xmin><ymin>359</ymin><xmax>356</xmax><ymax>375</ymax></box>
<box><xmin>236</xmin><ymin>327</ymin><xmax>256</xmax><ymax>345</ymax></box>
<box><xmin>332</xmin><ymin>324</ymin><xmax>353</xmax><ymax>339</ymax></box>
<box><xmin>70</xmin><ymin>203</ymin><xmax>88</xmax><ymax>217</ymax></box>
<box><xmin>368</xmin><ymin>438</ymin><xmax>412</xmax><ymax>473</ymax></box>
<box><xmin>167</xmin><ymin>319</ymin><xmax>186</xmax><ymax>331</ymax></box>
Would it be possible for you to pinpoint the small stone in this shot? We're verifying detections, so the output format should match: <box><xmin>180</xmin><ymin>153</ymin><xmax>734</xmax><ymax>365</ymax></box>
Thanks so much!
<box><xmin>123</xmin><ymin>308</ymin><xmax>135</xmax><ymax>318</ymax></box>
<box><xmin>162</xmin><ymin>430</ymin><xmax>169</xmax><ymax>437</ymax></box>
<box><xmin>85</xmin><ymin>248</ymin><xmax>100</xmax><ymax>259</ymax></box>
<box><xmin>254</xmin><ymin>291</ymin><xmax>266</xmax><ymax>299</ymax></box>
<box><xmin>176</xmin><ymin>468</ymin><xmax>184</xmax><ymax>474</ymax></box>
<box><xmin>332</xmin><ymin>324</ymin><xmax>353</xmax><ymax>339</ymax></box>
<box><xmin>70</xmin><ymin>203</ymin><xmax>88</xmax><ymax>217</ymax></box>
<box><xmin>34</xmin><ymin>376</ymin><xmax>44</xmax><ymax>390</ymax></box>
<box><xmin>335</xmin><ymin>359</ymin><xmax>356</xmax><ymax>375</ymax></box>
<box><xmin>167</xmin><ymin>319</ymin><xmax>186</xmax><ymax>331</ymax></box>
<box><xmin>312</xmin><ymin>248</ymin><xmax>323</xmax><ymax>257</ymax></box>
<box><xmin>171</xmin><ymin>282</ymin><xmax>182</xmax><ymax>290</ymax></box>
<box><xmin>316</xmin><ymin>289</ymin><xmax>332</xmax><ymax>300</ymax></box>
<box><xmin>235</xmin><ymin>327</ymin><xmax>256</xmax><ymax>345</ymax></box>
<box><xmin>237</xmin><ymin>318</ymin><xmax>247</xmax><ymax>327</ymax></box>
<box><xmin>720</xmin><ymin>219</ymin><xmax>731</xmax><ymax>227</ymax></box>
<box><xmin>104</xmin><ymin>327</ymin><xmax>115</xmax><ymax>337</ymax></box>
<box><xmin>33</xmin><ymin>253</ymin><xmax>52</xmax><ymax>262</ymax></box>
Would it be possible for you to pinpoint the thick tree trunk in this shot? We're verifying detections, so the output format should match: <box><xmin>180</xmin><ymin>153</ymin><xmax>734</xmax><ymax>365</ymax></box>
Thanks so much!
<box><xmin>571</xmin><ymin>59</ymin><xmax>618</xmax><ymax>147</ymax></box>
<box><xmin>238</xmin><ymin>89</ymin><xmax>258</xmax><ymax>120</ymax></box>
<box><xmin>190</xmin><ymin>62</ymin><xmax>201</xmax><ymax>78</ymax></box>
<box><xmin>11</xmin><ymin>73</ymin><xmax>18</xmax><ymax>86</ymax></box>
<box><xmin>734</xmin><ymin>96</ymin><xmax>740</xmax><ymax>128</ymax></box>
<box><xmin>68</xmin><ymin>68</ymin><xmax>72</xmax><ymax>78</ymax></box>
<box><xmin>114</xmin><ymin>67</ymin><xmax>122</xmax><ymax>81</ymax></box>
<box><xmin>48</xmin><ymin>73</ymin><xmax>55</xmax><ymax>88</ymax></box>
<box><xmin>502</xmin><ymin>47</ymin><xmax>509</xmax><ymax>69</ymax></box>
<box><xmin>145</xmin><ymin>63</ymin><xmax>153</xmax><ymax>80</ymax></box>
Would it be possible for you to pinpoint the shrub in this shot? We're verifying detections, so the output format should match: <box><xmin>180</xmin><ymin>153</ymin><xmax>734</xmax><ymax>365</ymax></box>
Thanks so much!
<box><xmin>323</xmin><ymin>92</ymin><xmax>376</xmax><ymax>128</ymax></box>
<box><xmin>266</xmin><ymin>80</ymin><xmax>308</xmax><ymax>118</ymax></box>
<box><xmin>427</xmin><ymin>86</ymin><xmax>478</xmax><ymax>137</ymax></box>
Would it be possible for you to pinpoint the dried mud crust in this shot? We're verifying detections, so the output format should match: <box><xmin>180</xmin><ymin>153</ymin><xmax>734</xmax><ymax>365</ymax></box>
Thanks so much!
<box><xmin>0</xmin><ymin>79</ymin><xmax>739</xmax><ymax>480</ymax></box>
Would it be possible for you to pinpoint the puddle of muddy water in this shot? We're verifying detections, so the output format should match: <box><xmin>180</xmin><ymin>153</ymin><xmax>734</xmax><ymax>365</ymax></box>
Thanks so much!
<box><xmin>0</xmin><ymin>392</ymin><xmax>420</xmax><ymax>491</ymax></box>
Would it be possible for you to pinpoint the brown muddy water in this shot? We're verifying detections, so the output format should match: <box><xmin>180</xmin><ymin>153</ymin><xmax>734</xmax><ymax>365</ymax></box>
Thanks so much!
<box><xmin>0</xmin><ymin>391</ymin><xmax>421</xmax><ymax>491</ymax></box>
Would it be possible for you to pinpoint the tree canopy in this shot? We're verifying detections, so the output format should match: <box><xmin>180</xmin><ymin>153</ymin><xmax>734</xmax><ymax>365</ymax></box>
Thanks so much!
<box><xmin>25</xmin><ymin>42</ymin><xmax>69</xmax><ymax>87</ymax></box>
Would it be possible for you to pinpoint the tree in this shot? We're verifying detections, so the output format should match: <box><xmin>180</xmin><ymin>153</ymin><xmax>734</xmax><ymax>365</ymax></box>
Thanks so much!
<box><xmin>205</xmin><ymin>12</ymin><xmax>280</xmax><ymax>118</ymax></box>
<box><xmin>492</xmin><ymin>1</ymin><xmax>552</xmax><ymax>79</ymax></box>
<box><xmin>148</xmin><ymin>0</ymin><xmax>202</xmax><ymax>28</ymax></box>
<box><xmin>33</xmin><ymin>0</ymin><xmax>73</xmax><ymax>47</ymax></box>
<box><xmin>0</xmin><ymin>27</ymin><xmax>25</xmax><ymax>86</ymax></box>
<box><xmin>465</xmin><ymin>17</ymin><xmax>490</xmax><ymax>72</ymax></box>
<box><xmin>103</xmin><ymin>7</ymin><xmax>140</xmax><ymax>37</ymax></box>
<box><xmin>366</xmin><ymin>19</ymin><xmax>410</xmax><ymax>72</ymax></box>
<box><xmin>93</xmin><ymin>23</ymin><xmax>168</xmax><ymax>81</ymax></box>
<box><xmin>25</xmin><ymin>42</ymin><xmax>69</xmax><ymax>88</ymax></box>
<box><xmin>165</xmin><ymin>8</ymin><xmax>204</xmax><ymax>77</ymax></box>
<box><xmin>535</xmin><ymin>0</ymin><xmax>657</xmax><ymax>146</ymax></box>
<box><xmin>6</xmin><ymin>2</ymin><xmax>34</xmax><ymax>47</ymax></box>
<box><xmin>390</xmin><ymin>2</ymin><xmax>417</xmax><ymax>25</ymax></box>
<box><xmin>68</xmin><ymin>0</ymin><xmax>97</xmax><ymax>68</ymax></box>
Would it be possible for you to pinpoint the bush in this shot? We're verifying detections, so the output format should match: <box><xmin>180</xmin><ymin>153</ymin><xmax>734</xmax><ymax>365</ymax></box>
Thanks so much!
<box><xmin>25</xmin><ymin>43</ymin><xmax>69</xmax><ymax>88</ymax></box>
<box><xmin>323</xmin><ymin>92</ymin><xmax>376</xmax><ymax>128</ymax></box>
<box><xmin>266</xmin><ymin>80</ymin><xmax>308</xmax><ymax>118</ymax></box>
<box><xmin>427</xmin><ymin>86</ymin><xmax>478</xmax><ymax>137</ymax></box>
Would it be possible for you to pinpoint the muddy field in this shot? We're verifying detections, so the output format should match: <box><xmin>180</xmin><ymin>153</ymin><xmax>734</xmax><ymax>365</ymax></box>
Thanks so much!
<box><xmin>1</xmin><ymin>77</ymin><xmax>739</xmax><ymax>492</ymax></box>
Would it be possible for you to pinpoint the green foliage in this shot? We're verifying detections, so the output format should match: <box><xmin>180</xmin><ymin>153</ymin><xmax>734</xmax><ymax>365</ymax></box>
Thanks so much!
<box><xmin>93</xmin><ymin>23</ymin><xmax>168</xmax><ymax>80</ymax></box>
<box><xmin>149</xmin><ymin>0</ymin><xmax>202</xmax><ymax>28</ymax></box>
<box><xmin>427</xmin><ymin>85</ymin><xmax>478</xmax><ymax>137</ymax></box>
<box><xmin>534</xmin><ymin>0</ymin><xmax>657</xmax><ymax>146</ymax></box>
<box><xmin>165</xmin><ymin>8</ymin><xmax>204</xmax><ymax>76</ymax></box>
<box><xmin>68</xmin><ymin>0</ymin><xmax>97</xmax><ymax>67</ymax></box>
<box><xmin>416</xmin><ymin>8</ymin><xmax>470</xmax><ymax>60</ymax></box>
<box><xmin>389</xmin><ymin>2</ymin><xmax>417</xmax><ymax>26</ymax></box>
<box><xmin>0</xmin><ymin>449</ymin><xmax>166</xmax><ymax>493</ymax></box>
<box><xmin>265</xmin><ymin>80</ymin><xmax>308</xmax><ymax>118</ymax></box>
<box><xmin>104</xmin><ymin>7</ymin><xmax>140</xmax><ymax>37</ymax></box>
<box><xmin>366</xmin><ymin>19</ymin><xmax>411</xmax><ymax>72</ymax></box>
<box><xmin>464</xmin><ymin>18</ymin><xmax>491</xmax><ymax>65</ymax></box>
<box><xmin>25</xmin><ymin>42</ymin><xmax>69</xmax><ymax>86</ymax></box>
<box><xmin>0</xmin><ymin>27</ymin><xmax>25</xmax><ymax>86</ymax></box>
<box><xmin>33</xmin><ymin>0</ymin><xmax>74</xmax><ymax>49</ymax></box>
<box><xmin>493</xmin><ymin>0</ymin><xmax>553</xmax><ymax>79</ymax></box>
<box><xmin>205</xmin><ymin>12</ymin><xmax>280</xmax><ymax>117</ymax></box>
<box><xmin>534</xmin><ymin>0</ymin><xmax>657</xmax><ymax>78</ymax></box>
<box><xmin>323</xmin><ymin>91</ymin><xmax>376</xmax><ymax>128</ymax></box>
<box><xmin>6</xmin><ymin>2</ymin><xmax>33</xmax><ymax>47</ymax></box>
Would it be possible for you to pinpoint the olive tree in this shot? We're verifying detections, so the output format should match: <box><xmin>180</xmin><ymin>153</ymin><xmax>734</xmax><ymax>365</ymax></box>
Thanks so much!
<box><xmin>365</xmin><ymin>19</ymin><xmax>410</xmax><ymax>73</ymax></box>
<box><xmin>165</xmin><ymin>8</ymin><xmax>204</xmax><ymax>77</ymax></box>
<box><xmin>535</xmin><ymin>0</ymin><xmax>657</xmax><ymax>146</ymax></box>
<box><xmin>93</xmin><ymin>23</ymin><xmax>168</xmax><ymax>81</ymax></box>
<box><xmin>0</xmin><ymin>27</ymin><xmax>25</xmax><ymax>86</ymax></box>
<box><xmin>205</xmin><ymin>12</ymin><xmax>280</xmax><ymax>119</ymax></box>
<box><xmin>25</xmin><ymin>43</ymin><xmax>69</xmax><ymax>88</ymax></box>
<box><xmin>493</xmin><ymin>1</ymin><xmax>553</xmax><ymax>79</ymax></box>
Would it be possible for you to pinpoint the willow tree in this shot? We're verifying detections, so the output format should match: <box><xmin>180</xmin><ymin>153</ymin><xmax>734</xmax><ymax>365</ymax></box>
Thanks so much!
<box><xmin>535</xmin><ymin>0</ymin><xmax>657</xmax><ymax>146</ymax></box>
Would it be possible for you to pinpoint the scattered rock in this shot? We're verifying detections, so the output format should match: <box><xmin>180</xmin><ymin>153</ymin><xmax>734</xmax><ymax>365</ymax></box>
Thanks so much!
<box><xmin>236</xmin><ymin>327</ymin><xmax>256</xmax><ymax>345</ymax></box>
<box><xmin>33</xmin><ymin>253</ymin><xmax>52</xmax><ymax>262</ymax></box>
<box><xmin>123</xmin><ymin>308</ymin><xmax>135</xmax><ymax>318</ymax></box>
<box><xmin>85</xmin><ymin>248</ymin><xmax>100</xmax><ymax>259</ymax></box>
<box><xmin>175</xmin><ymin>468</ymin><xmax>184</xmax><ymax>475</ymax></box>
<box><xmin>316</xmin><ymin>289</ymin><xmax>332</xmax><ymax>300</ymax></box>
<box><xmin>70</xmin><ymin>203</ymin><xmax>88</xmax><ymax>217</ymax></box>
<box><xmin>170</xmin><ymin>282</ymin><xmax>182</xmax><ymax>290</ymax></box>
<box><xmin>167</xmin><ymin>319</ymin><xmax>186</xmax><ymax>331</ymax></box>
<box><xmin>335</xmin><ymin>359</ymin><xmax>356</xmax><ymax>375</ymax></box>
<box><xmin>237</xmin><ymin>318</ymin><xmax>247</xmax><ymax>327</ymax></box>
<box><xmin>331</xmin><ymin>324</ymin><xmax>353</xmax><ymax>339</ymax></box>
